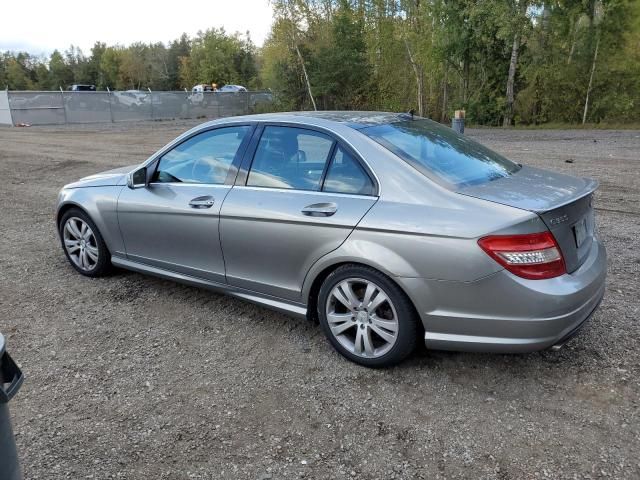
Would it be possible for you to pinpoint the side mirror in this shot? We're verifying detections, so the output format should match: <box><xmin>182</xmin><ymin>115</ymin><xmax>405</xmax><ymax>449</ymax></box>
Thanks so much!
<box><xmin>127</xmin><ymin>167</ymin><xmax>147</xmax><ymax>189</ymax></box>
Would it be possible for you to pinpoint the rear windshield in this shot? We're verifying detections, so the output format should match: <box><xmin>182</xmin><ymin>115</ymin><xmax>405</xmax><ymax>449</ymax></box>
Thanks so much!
<box><xmin>361</xmin><ymin>119</ymin><xmax>520</xmax><ymax>187</ymax></box>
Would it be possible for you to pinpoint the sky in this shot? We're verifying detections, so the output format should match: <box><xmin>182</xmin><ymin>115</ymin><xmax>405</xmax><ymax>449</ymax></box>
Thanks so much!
<box><xmin>0</xmin><ymin>0</ymin><xmax>274</xmax><ymax>57</ymax></box>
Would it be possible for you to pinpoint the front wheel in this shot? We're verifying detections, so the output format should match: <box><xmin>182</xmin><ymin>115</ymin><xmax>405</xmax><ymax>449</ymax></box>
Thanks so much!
<box><xmin>317</xmin><ymin>265</ymin><xmax>419</xmax><ymax>367</ymax></box>
<box><xmin>59</xmin><ymin>208</ymin><xmax>112</xmax><ymax>277</ymax></box>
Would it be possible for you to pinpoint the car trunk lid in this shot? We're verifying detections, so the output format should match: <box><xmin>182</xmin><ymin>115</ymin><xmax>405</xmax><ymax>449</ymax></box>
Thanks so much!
<box><xmin>458</xmin><ymin>166</ymin><xmax>598</xmax><ymax>273</ymax></box>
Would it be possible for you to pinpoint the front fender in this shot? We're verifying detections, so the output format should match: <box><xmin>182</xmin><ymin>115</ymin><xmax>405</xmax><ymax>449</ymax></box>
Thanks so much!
<box><xmin>56</xmin><ymin>186</ymin><xmax>126</xmax><ymax>256</ymax></box>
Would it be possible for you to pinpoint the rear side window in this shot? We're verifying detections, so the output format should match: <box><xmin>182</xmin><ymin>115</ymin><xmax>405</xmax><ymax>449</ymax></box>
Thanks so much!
<box><xmin>361</xmin><ymin>119</ymin><xmax>520</xmax><ymax>187</ymax></box>
<box><xmin>323</xmin><ymin>146</ymin><xmax>375</xmax><ymax>195</ymax></box>
<box><xmin>247</xmin><ymin>126</ymin><xmax>334</xmax><ymax>190</ymax></box>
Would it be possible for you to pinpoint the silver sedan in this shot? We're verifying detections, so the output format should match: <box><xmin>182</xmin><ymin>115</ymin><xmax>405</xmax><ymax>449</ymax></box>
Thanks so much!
<box><xmin>56</xmin><ymin>112</ymin><xmax>607</xmax><ymax>367</ymax></box>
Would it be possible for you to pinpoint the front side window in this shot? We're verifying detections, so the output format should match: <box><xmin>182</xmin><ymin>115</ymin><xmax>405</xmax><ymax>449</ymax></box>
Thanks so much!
<box><xmin>323</xmin><ymin>146</ymin><xmax>375</xmax><ymax>195</ymax></box>
<box><xmin>361</xmin><ymin>119</ymin><xmax>520</xmax><ymax>187</ymax></box>
<box><xmin>154</xmin><ymin>126</ymin><xmax>251</xmax><ymax>184</ymax></box>
<box><xmin>247</xmin><ymin>126</ymin><xmax>334</xmax><ymax>190</ymax></box>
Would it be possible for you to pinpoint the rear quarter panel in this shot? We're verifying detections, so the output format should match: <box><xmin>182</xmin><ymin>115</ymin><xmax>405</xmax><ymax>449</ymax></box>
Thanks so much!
<box><xmin>300</xmin><ymin>124</ymin><xmax>548</xmax><ymax>301</ymax></box>
<box><xmin>303</xmin><ymin>197</ymin><xmax>541</xmax><ymax>287</ymax></box>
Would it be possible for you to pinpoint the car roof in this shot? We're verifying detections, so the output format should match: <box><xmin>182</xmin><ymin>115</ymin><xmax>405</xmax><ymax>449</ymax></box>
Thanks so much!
<box><xmin>208</xmin><ymin>111</ymin><xmax>411</xmax><ymax>130</ymax></box>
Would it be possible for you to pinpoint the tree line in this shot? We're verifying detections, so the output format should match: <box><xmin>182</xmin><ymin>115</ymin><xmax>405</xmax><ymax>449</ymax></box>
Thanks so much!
<box><xmin>1</xmin><ymin>0</ymin><xmax>638</xmax><ymax>125</ymax></box>
<box><xmin>0</xmin><ymin>29</ymin><xmax>259</xmax><ymax>93</ymax></box>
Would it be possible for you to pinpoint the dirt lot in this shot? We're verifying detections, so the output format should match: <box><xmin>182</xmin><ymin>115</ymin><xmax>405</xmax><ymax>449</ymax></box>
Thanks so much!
<box><xmin>0</xmin><ymin>122</ymin><xmax>638</xmax><ymax>479</ymax></box>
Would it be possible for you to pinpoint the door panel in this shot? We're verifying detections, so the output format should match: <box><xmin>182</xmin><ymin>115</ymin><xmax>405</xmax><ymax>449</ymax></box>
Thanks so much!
<box><xmin>220</xmin><ymin>187</ymin><xmax>377</xmax><ymax>301</ymax></box>
<box><xmin>117</xmin><ymin>124</ymin><xmax>253</xmax><ymax>283</ymax></box>
<box><xmin>118</xmin><ymin>183</ymin><xmax>231</xmax><ymax>282</ymax></box>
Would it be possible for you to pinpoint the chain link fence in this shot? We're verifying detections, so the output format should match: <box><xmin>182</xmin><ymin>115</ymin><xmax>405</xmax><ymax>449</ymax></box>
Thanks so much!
<box><xmin>0</xmin><ymin>90</ymin><xmax>274</xmax><ymax>126</ymax></box>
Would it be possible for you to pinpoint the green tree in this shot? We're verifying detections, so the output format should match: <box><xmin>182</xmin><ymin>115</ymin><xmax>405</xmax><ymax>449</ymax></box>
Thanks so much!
<box><xmin>5</xmin><ymin>56</ymin><xmax>34</xmax><ymax>90</ymax></box>
<box><xmin>100</xmin><ymin>47</ymin><xmax>123</xmax><ymax>89</ymax></box>
<box><xmin>48</xmin><ymin>50</ymin><xmax>74</xmax><ymax>89</ymax></box>
<box><xmin>187</xmin><ymin>28</ymin><xmax>258</xmax><ymax>87</ymax></box>
<box><xmin>168</xmin><ymin>34</ymin><xmax>191</xmax><ymax>89</ymax></box>
<box><xmin>312</xmin><ymin>0</ymin><xmax>372</xmax><ymax>109</ymax></box>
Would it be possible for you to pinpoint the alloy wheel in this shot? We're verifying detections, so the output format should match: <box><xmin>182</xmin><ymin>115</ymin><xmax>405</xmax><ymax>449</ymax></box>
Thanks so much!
<box><xmin>325</xmin><ymin>278</ymin><xmax>399</xmax><ymax>358</ymax></box>
<box><xmin>63</xmin><ymin>217</ymin><xmax>99</xmax><ymax>271</ymax></box>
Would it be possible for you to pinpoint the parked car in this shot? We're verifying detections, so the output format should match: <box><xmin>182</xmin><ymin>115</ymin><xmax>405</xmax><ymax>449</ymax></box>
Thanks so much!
<box><xmin>65</xmin><ymin>90</ymin><xmax>111</xmax><ymax>111</ymax></box>
<box><xmin>249</xmin><ymin>91</ymin><xmax>274</xmax><ymax>110</ymax></box>
<box><xmin>114</xmin><ymin>90</ymin><xmax>148</xmax><ymax>109</ymax></box>
<box><xmin>69</xmin><ymin>84</ymin><xmax>96</xmax><ymax>91</ymax></box>
<box><xmin>218</xmin><ymin>85</ymin><xmax>247</xmax><ymax>92</ymax></box>
<box><xmin>192</xmin><ymin>84</ymin><xmax>215</xmax><ymax>92</ymax></box>
<box><xmin>55</xmin><ymin>112</ymin><xmax>606</xmax><ymax>367</ymax></box>
<box><xmin>189</xmin><ymin>84</ymin><xmax>216</xmax><ymax>106</ymax></box>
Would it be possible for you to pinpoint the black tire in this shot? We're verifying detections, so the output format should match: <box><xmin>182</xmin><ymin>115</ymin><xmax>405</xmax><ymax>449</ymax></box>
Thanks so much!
<box><xmin>58</xmin><ymin>208</ymin><xmax>112</xmax><ymax>277</ymax></box>
<box><xmin>317</xmin><ymin>264</ymin><xmax>419</xmax><ymax>368</ymax></box>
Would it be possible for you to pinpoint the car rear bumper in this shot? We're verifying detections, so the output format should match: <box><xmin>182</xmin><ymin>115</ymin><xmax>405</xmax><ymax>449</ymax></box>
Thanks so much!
<box><xmin>397</xmin><ymin>238</ymin><xmax>607</xmax><ymax>353</ymax></box>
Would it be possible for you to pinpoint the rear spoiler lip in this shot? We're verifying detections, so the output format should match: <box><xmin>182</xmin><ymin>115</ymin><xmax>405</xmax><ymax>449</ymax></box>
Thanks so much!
<box><xmin>532</xmin><ymin>177</ymin><xmax>599</xmax><ymax>213</ymax></box>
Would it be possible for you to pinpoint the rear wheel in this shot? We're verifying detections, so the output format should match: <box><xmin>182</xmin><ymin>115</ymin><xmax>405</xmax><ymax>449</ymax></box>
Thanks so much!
<box><xmin>318</xmin><ymin>265</ymin><xmax>419</xmax><ymax>367</ymax></box>
<box><xmin>59</xmin><ymin>208</ymin><xmax>112</xmax><ymax>277</ymax></box>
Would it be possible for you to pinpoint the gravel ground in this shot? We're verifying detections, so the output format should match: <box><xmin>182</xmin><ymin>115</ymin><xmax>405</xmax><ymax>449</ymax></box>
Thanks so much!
<box><xmin>0</xmin><ymin>122</ymin><xmax>638</xmax><ymax>479</ymax></box>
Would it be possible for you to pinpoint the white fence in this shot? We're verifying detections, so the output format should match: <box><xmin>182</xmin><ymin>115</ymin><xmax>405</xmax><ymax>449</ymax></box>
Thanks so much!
<box><xmin>1</xmin><ymin>90</ymin><xmax>274</xmax><ymax>126</ymax></box>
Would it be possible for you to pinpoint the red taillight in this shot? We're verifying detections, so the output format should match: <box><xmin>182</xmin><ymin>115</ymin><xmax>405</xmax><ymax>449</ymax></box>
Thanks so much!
<box><xmin>478</xmin><ymin>231</ymin><xmax>566</xmax><ymax>280</ymax></box>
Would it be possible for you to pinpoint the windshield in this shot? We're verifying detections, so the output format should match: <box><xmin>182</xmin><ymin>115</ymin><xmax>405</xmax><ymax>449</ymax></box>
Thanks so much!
<box><xmin>361</xmin><ymin>119</ymin><xmax>520</xmax><ymax>187</ymax></box>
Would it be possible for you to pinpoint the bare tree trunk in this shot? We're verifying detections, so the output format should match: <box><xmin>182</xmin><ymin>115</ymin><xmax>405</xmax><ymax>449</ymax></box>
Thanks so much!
<box><xmin>441</xmin><ymin>66</ymin><xmax>448</xmax><ymax>123</ymax></box>
<box><xmin>428</xmin><ymin>72</ymin><xmax>433</xmax><ymax>112</ymax></box>
<box><xmin>294</xmin><ymin>44</ymin><xmax>317</xmax><ymax>111</ymax></box>
<box><xmin>503</xmin><ymin>33</ymin><xmax>520</xmax><ymax>127</ymax></box>
<box><xmin>567</xmin><ymin>17</ymin><xmax>578</xmax><ymax>64</ymax></box>
<box><xmin>462</xmin><ymin>55</ymin><xmax>469</xmax><ymax>104</ymax></box>
<box><xmin>283</xmin><ymin>1</ymin><xmax>316</xmax><ymax>111</ymax></box>
<box><xmin>404</xmin><ymin>39</ymin><xmax>424</xmax><ymax>116</ymax></box>
<box><xmin>582</xmin><ymin>33</ymin><xmax>600</xmax><ymax>124</ymax></box>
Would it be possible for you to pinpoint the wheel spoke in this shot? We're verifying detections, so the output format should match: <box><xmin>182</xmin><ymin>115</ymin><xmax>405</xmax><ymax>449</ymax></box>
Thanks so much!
<box><xmin>370</xmin><ymin>324</ymin><xmax>396</xmax><ymax>344</ymax></box>
<box><xmin>368</xmin><ymin>290</ymin><xmax>389</xmax><ymax>312</ymax></box>
<box><xmin>354</xmin><ymin>328</ymin><xmax>363</xmax><ymax>354</ymax></box>
<box><xmin>66</xmin><ymin>221</ymin><xmax>82</xmax><ymax>239</ymax></box>
<box><xmin>370</xmin><ymin>314</ymin><xmax>398</xmax><ymax>333</ymax></box>
<box><xmin>64</xmin><ymin>239</ymin><xmax>80</xmax><ymax>253</ymax></box>
<box><xmin>327</xmin><ymin>312</ymin><xmax>353</xmax><ymax>335</ymax></box>
<box><xmin>333</xmin><ymin>281</ymin><xmax>359</xmax><ymax>311</ymax></box>
<box><xmin>83</xmin><ymin>228</ymin><xmax>93</xmax><ymax>241</ymax></box>
<box><xmin>362</xmin><ymin>283</ymin><xmax>378</xmax><ymax>309</ymax></box>
<box><xmin>362</xmin><ymin>327</ymin><xmax>375</xmax><ymax>355</ymax></box>
<box><xmin>354</xmin><ymin>327</ymin><xmax>374</xmax><ymax>356</ymax></box>
<box><xmin>331</xmin><ymin>321</ymin><xmax>355</xmax><ymax>336</ymax></box>
<box><xmin>327</xmin><ymin>311</ymin><xmax>352</xmax><ymax>325</ymax></box>
<box><xmin>342</xmin><ymin>281</ymin><xmax>361</xmax><ymax>308</ymax></box>
<box><xmin>77</xmin><ymin>250</ymin><xmax>85</xmax><ymax>268</ymax></box>
<box><xmin>86</xmin><ymin>245</ymin><xmax>99</xmax><ymax>261</ymax></box>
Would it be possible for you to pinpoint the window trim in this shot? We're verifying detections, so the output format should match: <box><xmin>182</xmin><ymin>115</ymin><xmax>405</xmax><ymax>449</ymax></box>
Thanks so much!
<box><xmin>320</xmin><ymin>144</ymin><xmax>376</xmax><ymax>196</ymax></box>
<box><xmin>147</xmin><ymin>123</ymin><xmax>256</xmax><ymax>187</ymax></box>
<box><xmin>243</xmin><ymin>125</ymin><xmax>336</xmax><ymax>193</ymax></box>
<box><xmin>236</xmin><ymin>122</ymin><xmax>379</xmax><ymax>197</ymax></box>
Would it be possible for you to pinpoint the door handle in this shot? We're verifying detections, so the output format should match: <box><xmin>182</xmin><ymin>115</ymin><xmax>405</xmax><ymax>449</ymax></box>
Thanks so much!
<box><xmin>189</xmin><ymin>196</ymin><xmax>215</xmax><ymax>209</ymax></box>
<box><xmin>301</xmin><ymin>202</ymin><xmax>338</xmax><ymax>217</ymax></box>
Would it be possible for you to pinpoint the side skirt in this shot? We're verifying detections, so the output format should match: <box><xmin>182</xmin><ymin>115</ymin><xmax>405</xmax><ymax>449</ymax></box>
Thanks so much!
<box><xmin>111</xmin><ymin>255</ymin><xmax>308</xmax><ymax>319</ymax></box>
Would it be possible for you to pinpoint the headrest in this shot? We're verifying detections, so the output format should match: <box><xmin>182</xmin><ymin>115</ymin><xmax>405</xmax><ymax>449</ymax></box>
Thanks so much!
<box><xmin>266</xmin><ymin>129</ymin><xmax>299</xmax><ymax>159</ymax></box>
